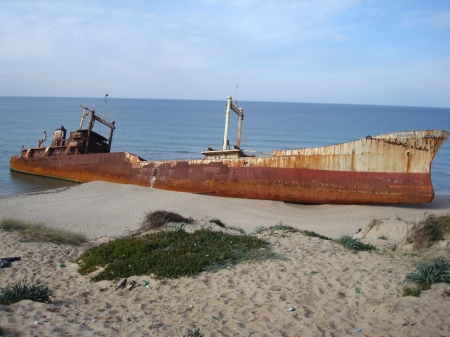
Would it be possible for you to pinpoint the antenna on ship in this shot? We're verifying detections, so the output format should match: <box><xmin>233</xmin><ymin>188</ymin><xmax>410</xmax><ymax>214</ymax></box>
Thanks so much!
<box><xmin>102</xmin><ymin>93</ymin><xmax>109</xmax><ymax>119</ymax></box>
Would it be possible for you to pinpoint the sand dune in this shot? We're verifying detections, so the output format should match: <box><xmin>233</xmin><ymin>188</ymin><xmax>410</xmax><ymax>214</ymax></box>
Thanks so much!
<box><xmin>0</xmin><ymin>182</ymin><xmax>449</xmax><ymax>336</ymax></box>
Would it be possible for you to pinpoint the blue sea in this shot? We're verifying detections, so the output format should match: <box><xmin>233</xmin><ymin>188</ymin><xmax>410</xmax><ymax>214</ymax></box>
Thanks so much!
<box><xmin>1</xmin><ymin>97</ymin><xmax>449</xmax><ymax>197</ymax></box>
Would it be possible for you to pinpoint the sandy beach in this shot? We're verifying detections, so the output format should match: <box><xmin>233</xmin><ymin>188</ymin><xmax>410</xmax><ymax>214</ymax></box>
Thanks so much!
<box><xmin>1</xmin><ymin>181</ymin><xmax>450</xmax><ymax>336</ymax></box>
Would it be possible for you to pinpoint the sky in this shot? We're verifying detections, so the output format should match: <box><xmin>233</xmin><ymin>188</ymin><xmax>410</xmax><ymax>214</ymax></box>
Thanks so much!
<box><xmin>1</xmin><ymin>0</ymin><xmax>449</xmax><ymax>107</ymax></box>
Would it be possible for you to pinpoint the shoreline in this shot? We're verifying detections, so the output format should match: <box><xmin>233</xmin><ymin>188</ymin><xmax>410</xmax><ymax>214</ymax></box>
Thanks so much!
<box><xmin>0</xmin><ymin>181</ymin><xmax>449</xmax><ymax>239</ymax></box>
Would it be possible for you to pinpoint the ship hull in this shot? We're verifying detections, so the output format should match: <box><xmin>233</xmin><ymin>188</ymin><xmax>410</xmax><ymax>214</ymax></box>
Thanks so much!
<box><xmin>10</xmin><ymin>130</ymin><xmax>449</xmax><ymax>204</ymax></box>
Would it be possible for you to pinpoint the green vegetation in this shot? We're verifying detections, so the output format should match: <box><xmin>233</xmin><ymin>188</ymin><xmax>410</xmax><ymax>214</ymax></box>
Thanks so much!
<box><xmin>390</xmin><ymin>242</ymin><xmax>399</xmax><ymax>251</ymax></box>
<box><xmin>443</xmin><ymin>289</ymin><xmax>450</xmax><ymax>297</ymax></box>
<box><xmin>228</xmin><ymin>226</ymin><xmax>246</xmax><ymax>235</ymax></box>
<box><xmin>0</xmin><ymin>325</ymin><xmax>4</xmax><ymax>336</ymax></box>
<box><xmin>0</xmin><ymin>280</ymin><xmax>53</xmax><ymax>305</ymax></box>
<box><xmin>139</xmin><ymin>210</ymin><xmax>194</xmax><ymax>232</ymax></box>
<box><xmin>403</xmin><ymin>257</ymin><xmax>450</xmax><ymax>285</ymax></box>
<box><xmin>0</xmin><ymin>218</ymin><xmax>87</xmax><ymax>246</ymax></box>
<box><xmin>439</xmin><ymin>214</ymin><xmax>450</xmax><ymax>235</ymax></box>
<box><xmin>402</xmin><ymin>284</ymin><xmax>431</xmax><ymax>297</ymax></box>
<box><xmin>269</xmin><ymin>222</ymin><xmax>299</xmax><ymax>232</ymax></box>
<box><xmin>253</xmin><ymin>226</ymin><xmax>266</xmax><ymax>234</ymax></box>
<box><xmin>333</xmin><ymin>235</ymin><xmax>377</xmax><ymax>251</ymax></box>
<box><xmin>77</xmin><ymin>227</ymin><xmax>279</xmax><ymax>281</ymax></box>
<box><xmin>378</xmin><ymin>235</ymin><xmax>388</xmax><ymax>240</ymax></box>
<box><xmin>300</xmin><ymin>230</ymin><xmax>332</xmax><ymax>241</ymax></box>
<box><xmin>177</xmin><ymin>327</ymin><xmax>203</xmax><ymax>337</ymax></box>
<box><xmin>254</xmin><ymin>222</ymin><xmax>332</xmax><ymax>241</ymax></box>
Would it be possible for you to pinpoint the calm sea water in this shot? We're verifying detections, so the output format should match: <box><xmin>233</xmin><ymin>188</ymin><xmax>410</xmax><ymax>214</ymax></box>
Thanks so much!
<box><xmin>1</xmin><ymin>97</ymin><xmax>449</xmax><ymax>197</ymax></box>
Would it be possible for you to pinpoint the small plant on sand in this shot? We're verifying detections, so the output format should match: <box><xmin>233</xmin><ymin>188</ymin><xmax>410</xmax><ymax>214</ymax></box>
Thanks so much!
<box><xmin>140</xmin><ymin>210</ymin><xmax>194</xmax><ymax>232</ymax></box>
<box><xmin>172</xmin><ymin>223</ymin><xmax>187</xmax><ymax>233</ymax></box>
<box><xmin>333</xmin><ymin>235</ymin><xmax>377</xmax><ymax>251</ymax></box>
<box><xmin>77</xmin><ymin>228</ymin><xmax>278</xmax><ymax>281</ymax></box>
<box><xmin>0</xmin><ymin>280</ymin><xmax>53</xmax><ymax>305</ymax></box>
<box><xmin>270</xmin><ymin>222</ymin><xmax>299</xmax><ymax>232</ymax></box>
<box><xmin>390</xmin><ymin>242</ymin><xmax>399</xmax><ymax>251</ymax></box>
<box><xmin>300</xmin><ymin>230</ymin><xmax>332</xmax><ymax>241</ymax></box>
<box><xmin>228</xmin><ymin>226</ymin><xmax>246</xmax><ymax>235</ymax></box>
<box><xmin>0</xmin><ymin>325</ymin><xmax>4</xmax><ymax>336</ymax></box>
<box><xmin>443</xmin><ymin>289</ymin><xmax>450</xmax><ymax>297</ymax></box>
<box><xmin>253</xmin><ymin>226</ymin><xmax>266</xmax><ymax>234</ymax></box>
<box><xmin>378</xmin><ymin>235</ymin><xmax>388</xmax><ymax>240</ymax></box>
<box><xmin>0</xmin><ymin>218</ymin><xmax>87</xmax><ymax>246</ymax></box>
<box><xmin>177</xmin><ymin>327</ymin><xmax>204</xmax><ymax>337</ymax></box>
<box><xmin>405</xmin><ymin>214</ymin><xmax>445</xmax><ymax>249</ymax></box>
<box><xmin>402</xmin><ymin>284</ymin><xmax>430</xmax><ymax>297</ymax></box>
<box><xmin>403</xmin><ymin>257</ymin><xmax>450</xmax><ymax>285</ymax></box>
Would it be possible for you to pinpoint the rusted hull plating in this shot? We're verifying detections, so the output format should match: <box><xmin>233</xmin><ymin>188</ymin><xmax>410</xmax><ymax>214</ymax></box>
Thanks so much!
<box><xmin>10</xmin><ymin>130</ymin><xmax>449</xmax><ymax>204</ymax></box>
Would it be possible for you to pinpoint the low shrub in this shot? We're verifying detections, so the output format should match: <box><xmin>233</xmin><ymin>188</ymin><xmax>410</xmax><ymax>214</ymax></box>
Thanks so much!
<box><xmin>405</xmin><ymin>214</ymin><xmax>445</xmax><ymax>249</ymax></box>
<box><xmin>439</xmin><ymin>214</ymin><xmax>450</xmax><ymax>235</ymax></box>
<box><xmin>0</xmin><ymin>280</ymin><xmax>53</xmax><ymax>305</ymax></box>
<box><xmin>77</xmin><ymin>229</ymin><xmax>278</xmax><ymax>281</ymax></box>
<box><xmin>140</xmin><ymin>210</ymin><xmax>194</xmax><ymax>232</ymax></box>
<box><xmin>209</xmin><ymin>219</ymin><xmax>226</xmax><ymax>228</ymax></box>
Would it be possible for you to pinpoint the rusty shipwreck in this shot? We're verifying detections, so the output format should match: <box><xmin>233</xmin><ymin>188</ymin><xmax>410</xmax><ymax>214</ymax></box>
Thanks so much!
<box><xmin>10</xmin><ymin>94</ymin><xmax>449</xmax><ymax>204</ymax></box>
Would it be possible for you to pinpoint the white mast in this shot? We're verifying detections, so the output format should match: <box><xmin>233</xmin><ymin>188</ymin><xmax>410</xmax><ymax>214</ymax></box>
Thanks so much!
<box><xmin>223</xmin><ymin>96</ymin><xmax>232</xmax><ymax>151</ymax></box>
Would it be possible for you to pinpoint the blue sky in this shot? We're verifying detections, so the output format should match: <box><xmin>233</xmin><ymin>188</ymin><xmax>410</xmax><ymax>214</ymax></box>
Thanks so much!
<box><xmin>1</xmin><ymin>0</ymin><xmax>449</xmax><ymax>107</ymax></box>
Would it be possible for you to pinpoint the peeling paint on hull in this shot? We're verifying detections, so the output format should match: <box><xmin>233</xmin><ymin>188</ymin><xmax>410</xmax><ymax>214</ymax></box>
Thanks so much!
<box><xmin>10</xmin><ymin>130</ymin><xmax>449</xmax><ymax>204</ymax></box>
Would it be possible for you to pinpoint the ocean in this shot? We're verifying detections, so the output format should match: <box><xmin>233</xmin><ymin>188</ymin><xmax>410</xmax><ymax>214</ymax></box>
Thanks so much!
<box><xmin>1</xmin><ymin>97</ymin><xmax>449</xmax><ymax>197</ymax></box>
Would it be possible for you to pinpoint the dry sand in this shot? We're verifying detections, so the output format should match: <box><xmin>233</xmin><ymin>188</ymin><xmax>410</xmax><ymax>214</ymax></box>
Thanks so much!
<box><xmin>1</xmin><ymin>181</ymin><xmax>450</xmax><ymax>240</ymax></box>
<box><xmin>1</xmin><ymin>181</ymin><xmax>450</xmax><ymax>336</ymax></box>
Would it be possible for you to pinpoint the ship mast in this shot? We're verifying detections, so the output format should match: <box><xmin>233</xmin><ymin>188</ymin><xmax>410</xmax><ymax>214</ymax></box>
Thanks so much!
<box><xmin>222</xmin><ymin>84</ymin><xmax>244</xmax><ymax>150</ymax></box>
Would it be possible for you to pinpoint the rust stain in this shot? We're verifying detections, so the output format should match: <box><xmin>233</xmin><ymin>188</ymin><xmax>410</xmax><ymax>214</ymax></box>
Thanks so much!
<box><xmin>10</xmin><ymin>129</ymin><xmax>449</xmax><ymax>205</ymax></box>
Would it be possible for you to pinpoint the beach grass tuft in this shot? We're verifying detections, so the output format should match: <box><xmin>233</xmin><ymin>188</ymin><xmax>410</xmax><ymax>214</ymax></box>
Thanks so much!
<box><xmin>0</xmin><ymin>218</ymin><xmax>87</xmax><ymax>246</ymax></box>
<box><xmin>403</xmin><ymin>256</ymin><xmax>450</xmax><ymax>285</ymax></box>
<box><xmin>269</xmin><ymin>222</ymin><xmax>299</xmax><ymax>232</ymax></box>
<box><xmin>253</xmin><ymin>226</ymin><xmax>266</xmax><ymax>234</ymax></box>
<box><xmin>0</xmin><ymin>280</ymin><xmax>53</xmax><ymax>305</ymax></box>
<box><xmin>77</xmin><ymin>228</ymin><xmax>278</xmax><ymax>281</ymax></box>
<box><xmin>140</xmin><ymin>210</ymin><xmax>194</xmax><ymax>232</ymax></box>
<box><xmin>333</xmin><ymin>235</ymin><xmax>377</xmax><ymax>251</ymax></box>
